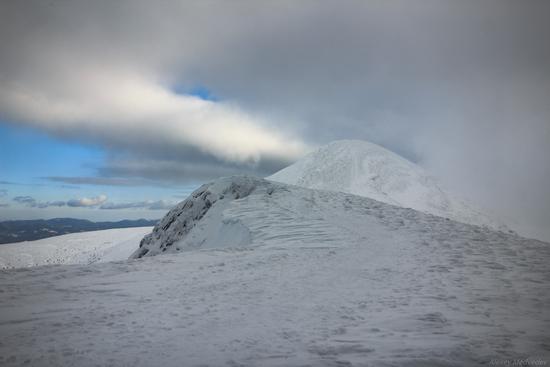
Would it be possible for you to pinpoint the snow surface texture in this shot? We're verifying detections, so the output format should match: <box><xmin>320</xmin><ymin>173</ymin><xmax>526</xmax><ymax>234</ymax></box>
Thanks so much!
<box><xmin>0</xmin><ymin>227</ymin><xmax>152</xmax><ymax>269</ymax></box>
<box><xmin>268</xmin><ymin>140</ymin><xmax>507</xmax><ymax>231</ymax></box>
<box><xmin>1</xmin><ymin>176</ymin><xmax>548</xmax><ymax>366</ymax></box>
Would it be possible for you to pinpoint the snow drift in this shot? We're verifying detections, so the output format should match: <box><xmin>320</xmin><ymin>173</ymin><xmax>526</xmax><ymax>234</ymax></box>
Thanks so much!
<box><xmin>268</xmin><ymin>140</ymin><xmax>506</xmax><ymax>230</ymax></box>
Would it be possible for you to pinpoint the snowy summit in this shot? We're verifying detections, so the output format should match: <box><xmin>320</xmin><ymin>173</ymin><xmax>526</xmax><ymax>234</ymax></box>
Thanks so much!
<box><xmin>268</xmin><ymin>140</ymin><xmax>507</xmax><ymax>230</ymax></box>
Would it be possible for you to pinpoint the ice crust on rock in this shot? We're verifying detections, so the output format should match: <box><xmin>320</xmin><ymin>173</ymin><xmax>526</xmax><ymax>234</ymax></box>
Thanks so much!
<box><xmin>133</xmin><ymin>176</ymin><xmax>274</xmax><ymax>258</ymax></box>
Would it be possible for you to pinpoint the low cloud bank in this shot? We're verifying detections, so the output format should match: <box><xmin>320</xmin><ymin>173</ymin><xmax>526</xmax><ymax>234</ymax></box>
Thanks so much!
<box><xmin>12</xmin><ymin>195</ymin><xmax>175</xmax><ymax>211</ymax></box>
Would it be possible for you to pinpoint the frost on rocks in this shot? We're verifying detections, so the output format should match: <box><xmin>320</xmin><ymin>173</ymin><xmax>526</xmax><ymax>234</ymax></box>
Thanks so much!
<box><xmin>132</xmin><ymin>176</ymin><xmax>274</xmax><ymax>258</ymax></box>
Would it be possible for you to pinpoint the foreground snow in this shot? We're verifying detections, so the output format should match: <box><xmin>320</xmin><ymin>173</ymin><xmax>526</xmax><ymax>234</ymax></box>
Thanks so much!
<box><xmin>0</xmin><ymin>177</ymin><xmax>548</xmax><ymax>366</ymax></box>
<box><xmin>268</xmin><ymin>140</ymin><xmax>507</xmax><ymax>231</ymax></box>
<box><xmin>0</xmin><ymin>227</ymin><xmax>152</xmax><ymax>269</ymax></box>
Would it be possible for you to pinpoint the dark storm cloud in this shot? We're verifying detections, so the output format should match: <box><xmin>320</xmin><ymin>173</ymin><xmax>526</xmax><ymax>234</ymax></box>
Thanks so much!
<box><xmin>46</xmin><ymin>155</ymin><xmax>284</xmax><ymax>187</ymax></box>
<box><xmin>0</xmin><ymin>0</ymin><xmax>549</xmax><ymax>239</ymax></box>
<box><xmin>97</xmin><ymin>157</ymin><xmax>283</xmax><ymax>184</ymax></box>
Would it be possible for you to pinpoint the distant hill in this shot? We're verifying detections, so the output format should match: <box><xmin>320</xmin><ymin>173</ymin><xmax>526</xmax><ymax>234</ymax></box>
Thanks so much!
<box><xmin>0</xmin><ymin>218</ymin><xmax>159</xmax><ymax>244</ymax></box>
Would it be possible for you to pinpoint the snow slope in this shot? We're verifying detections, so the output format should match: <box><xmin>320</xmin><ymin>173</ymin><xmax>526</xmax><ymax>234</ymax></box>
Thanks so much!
<box><xmin>268</xmin><ymin>140</ymin><xmax>506</xmax><ymax>230</ymax></box>
<box><xmin>0</xmin><ymin>227</ymin><xmax>152</xmax><ymax>269</ymax></box>
<box><xmin>0</xmin><ymin>177</ymin><xmax>548</xmax><ymax>366</ymax></box>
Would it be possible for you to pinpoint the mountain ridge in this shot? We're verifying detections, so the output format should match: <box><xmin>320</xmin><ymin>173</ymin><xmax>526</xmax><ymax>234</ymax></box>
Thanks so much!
<box><xmin>133</xmin><ymin>175</ymin><xmax>522</xmax><ymax>259</ymax></box>
<box><xmin>2</xmin><ymin>177</ymin><xmax>549</xmax><ymax>364</ymax></box>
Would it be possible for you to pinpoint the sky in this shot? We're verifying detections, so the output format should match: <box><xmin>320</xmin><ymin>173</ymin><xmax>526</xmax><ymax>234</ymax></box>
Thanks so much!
<box><xmin>0</xmin><ymin>1</ymin><xmax>549</xmax><ymax>240</ymax></box>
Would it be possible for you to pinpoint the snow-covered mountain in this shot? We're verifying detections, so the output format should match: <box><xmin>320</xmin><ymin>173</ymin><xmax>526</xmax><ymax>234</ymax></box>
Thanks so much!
<box><xmin>0</xmin><ymin>227</ymin><xmax>152</xmax><ymax>269</ymax></box>
<box><xmin>2</xmin><ymin>175</ymin><xmax>548</xmax><ymax>366</ymax></box>
<box><xmin>268</xmin><ymin>140</ymin><xmax>506</xmax><ymax>230</ymax></box>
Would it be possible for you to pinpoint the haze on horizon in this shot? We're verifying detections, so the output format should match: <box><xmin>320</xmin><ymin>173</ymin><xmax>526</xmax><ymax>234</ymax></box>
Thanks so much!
<box><xmin>0</xmin><ymin>0</ymin><xmax>549</xmax><ymax>241</ymax></box>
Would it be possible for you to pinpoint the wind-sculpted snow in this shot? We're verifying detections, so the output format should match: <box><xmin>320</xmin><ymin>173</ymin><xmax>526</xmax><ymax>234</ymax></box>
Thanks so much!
<box><xmin>269</xmin><ymin>140</ymin><xmax>507</xmax><ymax>231</ymax></box>
<box><xmin>0</xmin><ymin>176</ymin><xmax>549</xmax><ymax>366</ymax></box>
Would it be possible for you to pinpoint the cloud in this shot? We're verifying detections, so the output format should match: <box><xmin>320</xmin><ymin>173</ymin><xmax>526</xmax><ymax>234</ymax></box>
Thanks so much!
<box><xmin>100</xmin><ymin>200</ymin><xmax>177</xmax><ymax>210</ymax></box>
<box><xmin>0</xmin><ymin>191</ymin><xmax>9</xmax><ymax>207</ymax></box>
<box><xmin>13</xmin><ymin>195</ymin><xmax>107</xmax><ymax>208</ymax></box>
<box><xmin>1</xmin><ymin>181</ymin><xmax>45</xmax><ymax>187</ymax></box>
<box><xmin>45</xmin><ymin>176</ymin><xmax>163</xmax><ymax>187</ymax></box>
<box><xmin>0</xmin><ymin>78</ymin><xmax>309</xmax><ymax>166</ymax></box>
<box><xmin>10</xmin><ymin>194</ymin><xmax>175</xmax><ymax>211</ymax></box>
<box><xmin>59</xmin><ymin>185</ymin><xmax>81</xmax><ymax>190</ymax></box>
<box><xmin>13</xmin><ymin>196</ymin><xmax>36</xmax><ymax>205</ymax></box>
<box><xmin>67</xmin><ymin>195</ymin><xmax>107</xmax><ymax>207</ymax></box>
<box><xmin>36</xmin><ymin>201</ymin><xmax>66</xmax><ymax>208</ymax></box>
<box><xmin>98</xmin><ymin>158</ymin><xmax>273</xmax><ymax>183</ymax></box>
<box><xmin>0</xmin><ymin>1</ymin><xmax>309</xmax><ymax>168</ymax></box>
<box><xmin>47</xmin><ymin>153</ymin><xmax>290</xmax><ymax>187</ymax></box>
<box><xmin>13</xmin><ymin>196</ymin><xmax>66</xmax><ymax>208</ymax></box>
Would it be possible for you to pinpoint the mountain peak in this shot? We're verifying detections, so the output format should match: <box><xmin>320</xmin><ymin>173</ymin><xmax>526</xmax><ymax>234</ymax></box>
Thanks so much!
<box><xmin>268</xmin><ymin>140</ymin><xmax>506</xmax><ymax>230</ymax></box>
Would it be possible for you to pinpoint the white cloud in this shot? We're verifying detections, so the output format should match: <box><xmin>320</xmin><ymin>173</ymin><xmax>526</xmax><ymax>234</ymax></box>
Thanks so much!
<box><xmin>0</xmin><ymin>67</ymin><xmax>309</xmax><ymax>166</ymax></box>
<box><xmin>67</xmin><ymin>195</ymin><xmax>107</xmax><ymax>207</ymax></box>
